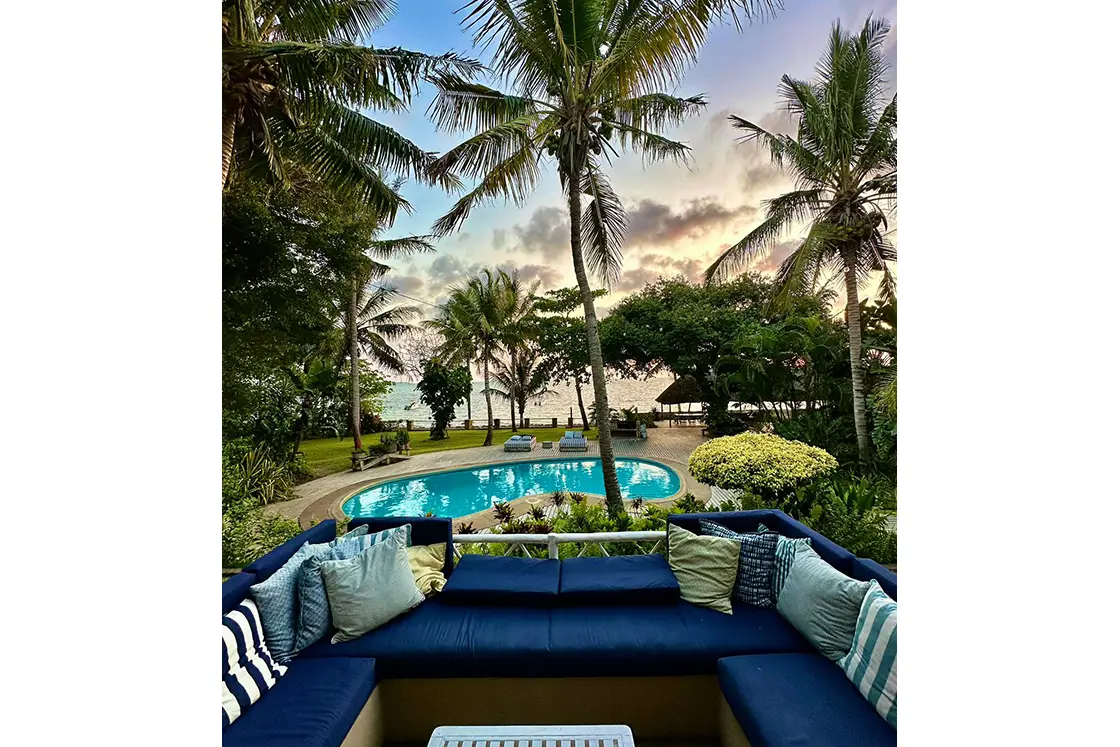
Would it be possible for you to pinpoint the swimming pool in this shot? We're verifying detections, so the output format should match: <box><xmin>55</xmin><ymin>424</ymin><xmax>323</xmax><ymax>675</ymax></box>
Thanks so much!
<box><xmin>341</xmin><ymin>457</ymin><xmax>681</xmax><ymax>519</ymax></box>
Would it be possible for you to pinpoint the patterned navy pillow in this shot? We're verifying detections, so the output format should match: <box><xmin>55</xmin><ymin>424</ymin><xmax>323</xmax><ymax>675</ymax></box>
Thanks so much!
<box><xmin>757</xmin><ymin>523</ymin><xmax>812</xmax><ymax>601</ymax></box>
<box><xmin>699</xmin><ymin>519</ymin><xmax>778</xmax><ymax>608</ymax></box>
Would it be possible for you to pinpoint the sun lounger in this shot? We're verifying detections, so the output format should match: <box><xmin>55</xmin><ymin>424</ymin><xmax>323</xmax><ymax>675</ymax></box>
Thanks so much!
<box><xmin>558</xmin><ymin>431</ymin><xmax>589</xmax><ymax>452</ymax></box>
<box><xmin>503</xmin><ymin>435</ymin><xmax>537</xmax><ymax>452</ymax></box>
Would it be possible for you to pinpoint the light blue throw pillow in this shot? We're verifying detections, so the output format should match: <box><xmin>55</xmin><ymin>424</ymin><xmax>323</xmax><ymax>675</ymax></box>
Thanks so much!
<box><xmin>757</xmin><ymin>523</ymin><xmax>812</xmax><ymax>601</ymax></box>
<box><xmin>320</xmin><ymin>527</ymin><xmax>424</xmax><ymax>643</ymax></box>
<box><xmin>248</xmin><ymin>540</ymin><xmax>334</xmax><ymax>663</ymax></box>
<box><xmin>776</xmin><ymin>545</ymin><xmax>870</xmax><ymax>662</ymax></box>
<box><xmin>292</xmin><ymin>524</ymin><xmax>411</xmax><ymax>653</ymax></box>
<box><xmin>838</xmin><ymin>580</ymin><xmax>897</xmax><ymax>728</ymax></box>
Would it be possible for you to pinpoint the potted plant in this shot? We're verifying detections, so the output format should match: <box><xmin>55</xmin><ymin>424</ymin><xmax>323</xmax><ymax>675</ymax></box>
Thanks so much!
<box><xmin>396</xmin><ymin>428</ymin><xmax>411</xmax><ymax>454</ymax></box>
<box><xmin>380</xmin><ymin>432</ymin><xmax>398</xmax><ymax>453</ymax></box>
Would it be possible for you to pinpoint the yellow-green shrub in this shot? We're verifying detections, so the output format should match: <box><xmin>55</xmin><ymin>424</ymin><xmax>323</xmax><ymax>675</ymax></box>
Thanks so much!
<box><xmin>688</xmin><ymin>432</ymin><xmax>839</xmax><ymax>499</ymax></box>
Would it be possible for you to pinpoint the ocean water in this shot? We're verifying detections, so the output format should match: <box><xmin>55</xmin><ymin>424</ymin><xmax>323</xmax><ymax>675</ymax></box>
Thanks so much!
<box><xmin>379</xmin><ymin>377</ymin><xmax>684</xmax><ymax>425</ymax></box>
<box><xmin>341</xmin><ymin>457</ymin><xmax>681</xmax><ymax>518</ymax></box>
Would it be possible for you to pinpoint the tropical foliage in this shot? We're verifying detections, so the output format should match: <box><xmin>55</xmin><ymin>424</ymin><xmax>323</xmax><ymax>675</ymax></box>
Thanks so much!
<box><xmin>416</xmin><ymin>358</ymin><xmax>474</xmax><ymax>440</ymax></box>
<box><xmin>706</xmin><ymin>16</ymin><xmax>897</xmax><ymax>465</ymax></box>
<box><xmin>688</xmin><ymin>432</ymin><xmax>839</xmax><ymax>500</ymax></box>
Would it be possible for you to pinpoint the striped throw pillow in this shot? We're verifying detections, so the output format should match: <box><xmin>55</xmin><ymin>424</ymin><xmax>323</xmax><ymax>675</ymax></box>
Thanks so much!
<box><xmin>757</xmin><ymin>523</ymin><xmax>812</xmax><ymax>602</ymax></box>
<box><xmin>222</xmin><ymin>598</ymin><xmax>287</xmax><ymax>728</ymax></box>
<box><xmin>838</xmin><ymin>580</ymin><xmax>897</xmax><ymax>728</ymax></box>
<box><xmin>699</xmin><ymin>519</ymin><xmax>778</xmax><ymax>607</ymax></box>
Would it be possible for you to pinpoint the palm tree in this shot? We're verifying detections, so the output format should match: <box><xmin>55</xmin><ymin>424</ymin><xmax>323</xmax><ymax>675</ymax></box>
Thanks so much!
<box><xmin>426</xmin><ymin>0</ymin><xmax>778</xmax><ymax>516</ymax></box>
<box><xmin>426</xmin><ymin>269</ymin><xmax>510</xmax><ymax>447</ymax></box>
<box><xmin>339</xmin><ymin>236</ymin><xmax>434</xmax><ymax>451</ymax></box>
<box><xmin>488</xmin><ymin>347</ymin><xmax>556</xmax><ymax>429</ymax></box>
<box><xmin>706</xmin><ymin>16</ymin><xmax>897</xmax><ymax>466</ymax></box>
<box><xmin>221</xmin><ymin>0</ymin><xmax>480</xmax><ymax>215</ymax></box>
<box><xmin>495</xmin><ymin>270</ymin><xmax>541</xmax><ymax>432</ymax></box>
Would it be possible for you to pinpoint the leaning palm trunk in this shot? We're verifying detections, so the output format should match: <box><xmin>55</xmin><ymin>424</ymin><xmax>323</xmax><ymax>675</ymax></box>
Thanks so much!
<box><xmin>482</xmin><ymin>354</ymin><xmax>494</xmax><ymax>447</ymax></box>
<box><xmin>349</xmin><ymin>283</ymin><xmax>363</xmax><ymax>452</ymax></box>
<box><xmin>575</xmin><ymin>378</ymin><xmax>589</xmax><ymax>430</ymax></box>
<box><xmin>842</xmin><ymin>250</ymin><xmax>871</xmax><ymax>464</ymax></box>
<box><xmin>567</xmin><ymin>151</ymin><xmax>623</xmax><ymax>517</ymax></box>
<box><xmin>509</xmin><ymin>349</ymin><xmax>518</xmax><ymax>431</ymax></box>
<box><xmin>222</xmin><ymin>114</ymin><xmax>236</xmax><ymax>189</ymax></box>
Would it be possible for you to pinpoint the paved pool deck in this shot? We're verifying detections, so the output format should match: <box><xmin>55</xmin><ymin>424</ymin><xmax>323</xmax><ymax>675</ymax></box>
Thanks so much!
<box><xmin>267</xmin><ymin>426</ymin><xmax>716</xmax><ymax>529</ymax></box>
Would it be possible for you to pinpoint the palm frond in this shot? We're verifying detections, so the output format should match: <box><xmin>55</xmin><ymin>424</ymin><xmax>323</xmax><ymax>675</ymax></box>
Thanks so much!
<box><xmin>368</xmin><ymin>235</ymin><xmax>435</xmax><ymax>259</ymax></box>
<box><xmin>431</xmin><ymin>145</ymin><xmax>541</xmax><ymax>236</ymax></box>
<box><xmin>611</xmin><ymin>93</ymin><xmax>707</xmax><ymax>132</ymax></box>
<box><xmin>705</xmin><ymin>188</ymin><xmax>823</xmax><ymax>283</ymax></box>
<box><xmin>427</xmin><ymin>73</ymin><xmax>543</xmax><ymax>133</ymax></box>
<box><xmin>428</xmin><ymin>115</ymin><xmax>539</xmax><ymax>183</ymax></box>
<box><xmin>581</xmin><ymin>163</ymin><xmax>626</xmax><ymax>287</ymax></box>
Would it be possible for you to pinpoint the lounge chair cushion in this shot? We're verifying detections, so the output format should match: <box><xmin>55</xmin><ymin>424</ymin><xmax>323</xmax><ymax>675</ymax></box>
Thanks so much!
<box><xmin>299</xmin><ymin>600</ymin><xmax>553</xmax><ymax>678</ymax></box>
<box><xmin>441</xmin><ymin>555</ymin><xmax>560</xmax><ymax>605</ymax></box>
<box><xmin>222</xmin><ymin>657</ymin><xmax>376</xmax><ymax>747</ymax></box>
<box><xmin>547</xmin><ymin>600</ymin><xmax>814</xmax><ymax>677</ymax></box>
<box><xmin>718</xmin><ymin>653</ymin><xmax>896</xmax><ymax>747</ymax></box>
<box><xmin>558</xmin><ymin>555</ymin><xmax>680</xmax><ymax>605</ymax></box>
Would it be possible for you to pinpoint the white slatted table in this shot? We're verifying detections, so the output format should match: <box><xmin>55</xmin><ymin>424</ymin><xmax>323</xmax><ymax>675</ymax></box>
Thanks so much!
<box><xmin>427</xmin><ymin>724</ymin><xmax>635</xmax><ymax>747</ymax></box>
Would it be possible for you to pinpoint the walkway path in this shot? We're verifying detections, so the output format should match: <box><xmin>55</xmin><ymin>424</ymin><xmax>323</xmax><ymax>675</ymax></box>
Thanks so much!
<box><xmin>268</xmin><ymin>426</ymin><xmax>711</xmax><ymax>528</ymax></box>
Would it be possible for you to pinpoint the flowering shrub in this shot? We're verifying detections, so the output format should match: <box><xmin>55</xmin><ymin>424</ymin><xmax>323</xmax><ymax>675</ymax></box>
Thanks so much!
<box><xmin>688</xmin><ymin>432</ymin><xmax>838</xmax><ymax>500</ymax></box>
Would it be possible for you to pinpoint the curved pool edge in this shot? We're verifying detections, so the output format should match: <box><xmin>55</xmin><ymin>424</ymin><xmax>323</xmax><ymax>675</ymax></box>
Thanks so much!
<box><xmin>327</xmin><ymin>454</ymin><xmax>694</xmax><ymax>530</ymax></box>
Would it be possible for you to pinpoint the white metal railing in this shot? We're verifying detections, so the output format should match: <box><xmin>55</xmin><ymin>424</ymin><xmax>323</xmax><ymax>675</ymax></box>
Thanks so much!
<box><xmin>452</xmin><ymin>530</ymin><xmax>665</xmax><ymax>559</ymax></box>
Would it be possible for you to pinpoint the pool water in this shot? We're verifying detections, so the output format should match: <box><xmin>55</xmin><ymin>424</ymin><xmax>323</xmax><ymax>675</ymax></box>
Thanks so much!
<box><xmin>341</xmin><ymin>457</ymin><xmax>681</xmax><ymax>519</ymax></box>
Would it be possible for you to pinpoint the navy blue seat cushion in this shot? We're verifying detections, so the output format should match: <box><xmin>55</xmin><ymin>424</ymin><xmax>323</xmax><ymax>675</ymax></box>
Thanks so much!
<box><xmin>850</xmin><ymin>557</ymin><xmax>897</xmax><ymax>600</ymax></box>
<box><xmin>348</xmin><ymin>516</ymin><xmax>454</xmax><ymax>575</ymax></box>
<box><xmin>559</xmin><ymin>555</ymin><xmax>680</xmax><ymax>605</ymax></box>
<box><xmin>223</xmin><ymin>573</ymin><xmax>256</xmax><ymax>615</ymax></box>
<box><xmin>441</xmin><ymin>555</ymin><xmax>560</xmax><ymax>605</ymax></box>
<box><xmin>670</xmin><ymin>510</ymin><xmax>856</xmax><ymax>575</ymax></box>
<box><xmin>223</xmin><ymin>657</ymin><xmax>375</xmax><ymax>747</ymax></box>
<box><xmin>299</xmin><ymin>599</ymin><xmax>552</xmax><ymax>678</ymax></box>
<box><xmin>243</xmin><ymin>521</ymin><xmax>337</xmax><ymax>581</ymax></box>
<box><xmin>719</xmin><ymin>654</ymin><xmax>895</xmax><ymax>747</ymax></box>
<box><xmin>547</xmin><ymin>600</ymin><xmax>813</xmax><ymax>677</ymax></box>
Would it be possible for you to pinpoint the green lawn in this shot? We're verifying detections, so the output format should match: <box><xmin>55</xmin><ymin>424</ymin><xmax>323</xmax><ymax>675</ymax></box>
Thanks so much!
<box><xmin>300</xmin><ymin>427</ymin><xmax>599</xmax><ymax>479</ymax></box>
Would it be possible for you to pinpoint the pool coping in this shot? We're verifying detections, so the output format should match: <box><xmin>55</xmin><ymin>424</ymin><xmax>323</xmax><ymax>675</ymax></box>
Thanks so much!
<box><xmin>298</xmin><ymin>454</ymin><xmax>703</xmax><ymax>530</ymax></box>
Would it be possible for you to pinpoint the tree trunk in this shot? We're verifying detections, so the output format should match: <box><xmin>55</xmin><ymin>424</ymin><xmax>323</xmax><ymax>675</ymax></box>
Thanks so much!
<box><xmin>575</xmin><ymin>377</ymin><xmax>589</xmax><ymax>430</ymax></box>
<box><xmin>509</xmin><ymin>349</ymin><xmax>520</xmax><ymax>432</ymax></box>
<box><xmin>222</xmin><ymin>113</ymin><xmax>236</xmax><ymax>189</ymax></box>
<box><xmin>842</xmin><ymin>249</ymin><xmax>872</xmax><ymax>465</ymax></box>
<box><xmin>349</xmin><ymin>283</ymin><xmax>363</xmax><ymax>451</ymax></box>
<box><xmin>482</xmin><ymin>353</ymin><xmax>494</xmax><ymax>446</ymax></box>
<box><xmin>566</xmin><ymin>150</ymin><xmax>623</xmax><ymax>517</ymax></box>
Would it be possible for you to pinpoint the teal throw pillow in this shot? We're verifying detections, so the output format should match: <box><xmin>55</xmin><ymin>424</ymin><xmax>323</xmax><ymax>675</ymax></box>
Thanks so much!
<box><xmin>776</xmin><ymin>545</ymin><xmax>870</xmax><ymax>661</ymax></box>
<box><xmin>293</xmin><ymin>524</ymin><xmax>412</xmax><ymax>653</ymax></box>
<box><xmin>248</xmin><ymin>540</ymin><xmax>334</xmax><ymax>663</ymax></box>
<box><xmin>320</xmin><ymin>527</ymin><xmax>424</xmax><ymax>643</ymax></box>
<box><xmin>757</xmin><ymin>523</ymin><xmax>812</xmax><ymax>601</ymax></box>
<box><xmin>838</xmin><ymin>580</ymin><xmax>897</xmax><ymax>728</ymax></box>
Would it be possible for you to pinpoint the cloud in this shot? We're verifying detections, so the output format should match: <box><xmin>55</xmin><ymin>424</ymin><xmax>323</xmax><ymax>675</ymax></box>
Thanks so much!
<box><xmin>751</xmin><ymin>239</ymin><xmax>801</xmax><ymax>274</ymax></box>
<box><xmin>511</xmin><ymin>207</ymin><xmax>570</xmax><ymax>254</ymax></box>
<box><xmin>426</xmin><ymin>254</ymin><xmax>485</xmax><ymax>292</ymax></box>
<box><xmin>457</xmin><ymin>232</ymin><xmax>472</xmax><ymax>244</ymax></box>
<box><xmin>491</xmin><ymin>227</ymin><xmax>508</xmax><ymax>250</ymax></box>
<box><xmin>625</xmin><ymin>197</ymin><xmax>754</xmax><ymax>247</ymax></box>
<box><xmin>386</xmin><ymin>274</ymin><xmax>427</xmax><ymax>295</ymax></box>
<box><xmin>612</xmin><ymin>251</ymin><xmax>711</xmax><ymax>292</ymax></box>
<box><xmin>496</xmin><ymin>261</ymin><xmax>563</xmax><ymax>289</ymax></box>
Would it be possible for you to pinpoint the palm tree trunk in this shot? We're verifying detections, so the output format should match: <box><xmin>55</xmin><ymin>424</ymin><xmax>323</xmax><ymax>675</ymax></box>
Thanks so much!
<box><xmin>222</xmin><ymin>113</ymin><xmax>236</xmax><ymax>189</ymax></box>
<box><xmin>566</xmin><ymin>152</ymin><xmax>623</xmax><ymax>517</ymax></box>
<box><xmin>509</xmin><ymin>350</ymin><xmax>518</xmax><ymax>432</ymax></box>
<box><xmin>482</xmin><ymin>353</ymin><xmax>494</xmax><ymax>447</ymax></box>
<box><xmin>842</xmin><ymin>250</ymin><xmax>871</xmax><ymax>465</ymax></box>
<box><xmin>575</xmin><ymin>378</ymin><xmax>589</xmax><ymax>430</ymax></box>
<box><xmin>349</xmin><ymin>282</ymin><xmax>363</xmax><ymax>452</ymax></box>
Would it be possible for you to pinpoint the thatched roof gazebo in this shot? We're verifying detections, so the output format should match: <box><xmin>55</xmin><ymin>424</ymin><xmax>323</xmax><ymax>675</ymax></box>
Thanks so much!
<box><xmin>655</xmin><ymin>375</ymin><xmax>704</xmax><ymax>418</ymax></box>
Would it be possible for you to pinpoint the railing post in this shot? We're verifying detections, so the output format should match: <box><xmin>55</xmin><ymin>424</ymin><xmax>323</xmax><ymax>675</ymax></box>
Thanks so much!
<box><xmin>547</xmin><ymin>533</ymin><xmax>559</xmax><ymax>560</ymax></box>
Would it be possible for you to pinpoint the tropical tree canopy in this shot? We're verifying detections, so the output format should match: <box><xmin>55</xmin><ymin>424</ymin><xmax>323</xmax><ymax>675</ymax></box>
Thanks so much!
<box><xmin>221</xmin><ymin>0</ymin><xmax>482</xmax><ymax>214</ymax></box>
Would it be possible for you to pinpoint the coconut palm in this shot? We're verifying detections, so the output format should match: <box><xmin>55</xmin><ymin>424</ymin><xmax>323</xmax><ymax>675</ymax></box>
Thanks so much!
<box><xmin>339</xmin><ymin>235</ymin><xmax>434</xmax><ymax>451</ymax></box>
<box><xmin>426</xmin><ymin>0</ymin><xmax>778</xmax><ymax>515</ymax></box>
<box><xmin>221</xmin><ymin>0</ymin><xmax>480</xmax><ymax>215</ymax></box>
<box><xmin>426</xmin><ymin>269</ymin><xmax>511</xmax><ymax>447</ymax></box>
<box><xmin>706</xmin><ymin>16</ymin><xmax>897</xmax><ymax>465</ymax></box>
<box><xmin>487</xmin><ymin>347</ymin><xmax>556</xmax><ymax>429</ymax></box>
<box><xmin>494</xmin><ymin>270</ymin><xmax>541</xmax><ymax>432</ymax></box>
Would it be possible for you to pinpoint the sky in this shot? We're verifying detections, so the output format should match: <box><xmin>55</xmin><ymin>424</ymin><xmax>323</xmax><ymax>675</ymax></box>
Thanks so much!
<box><xmin>365</xmin><ymin>0</ymin><xmax>898</xmax><ymax>314</ymax></box>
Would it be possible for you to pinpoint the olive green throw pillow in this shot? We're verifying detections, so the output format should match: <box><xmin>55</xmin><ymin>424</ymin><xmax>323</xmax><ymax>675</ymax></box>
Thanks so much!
<box><xmin>776</xmin><ymin>544</ymin><xmax>871</xmax><ymax>661</ymax></box>
<box><xmin>667</xmin><ymin>524</ymin><xmax>741</xmax><ymax>614</ymax></box>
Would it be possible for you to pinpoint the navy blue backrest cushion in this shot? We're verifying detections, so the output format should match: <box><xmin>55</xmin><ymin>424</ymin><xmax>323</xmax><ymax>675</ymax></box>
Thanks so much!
<box><xmin>222</xmin><ymin>572</ymin><xmax>256</xmax><ymax>614</ymax></box>
<box><xmin>849</xmin><ymin>557</ymin><xmax>897</xmax><ymax>600</ymax></box>
<box><xmin>669</xmin><ymin>510</ymin><xmax>856</xmax><ymax>575</ymax></box>
<box><xmin>559</xmin><ymin>555</ymin><xmax>681</xmax><ymax>605</ymax></box>
<box><xmin>243</xmin><ymin>521</ymin><xmax>337</xmax><ymax>581</ymax></box>
<box><xmin>349</xmin><ymin>516</ymin><xmax>454</xmax><ymax>576</ymax></box>
<box><xmin>441</xmin><ymin>555</ymin><xmax>560</xmax><ymax>605</ymax></box>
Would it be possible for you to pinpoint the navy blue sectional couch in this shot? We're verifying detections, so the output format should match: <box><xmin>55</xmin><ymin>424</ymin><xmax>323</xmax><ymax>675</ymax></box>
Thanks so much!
<box><xmin>222</xmin><ymin>511</ymin><xmax>897</xmax><ymax>747</ymax></box>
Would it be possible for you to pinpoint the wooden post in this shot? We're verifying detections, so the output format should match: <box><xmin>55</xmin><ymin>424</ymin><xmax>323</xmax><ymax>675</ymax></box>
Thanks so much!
<box><xmin>568</xmin><ymin>416</ymin><xmax>574</xmax><ymax>427</ymax></box>
<box><xmin>494</xmin><ymin>418</ymin><xmax>501</xmax><ymax>429</ymax></box>
<box><xmin>552</xmin><ymin>417</ymin><xmax>558</xmax><ymax>428</ymax></box>
<box><xmin>406</xmin><ymin>419</ymin><xmax>413</xmax><ymax>431</ymax></box>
